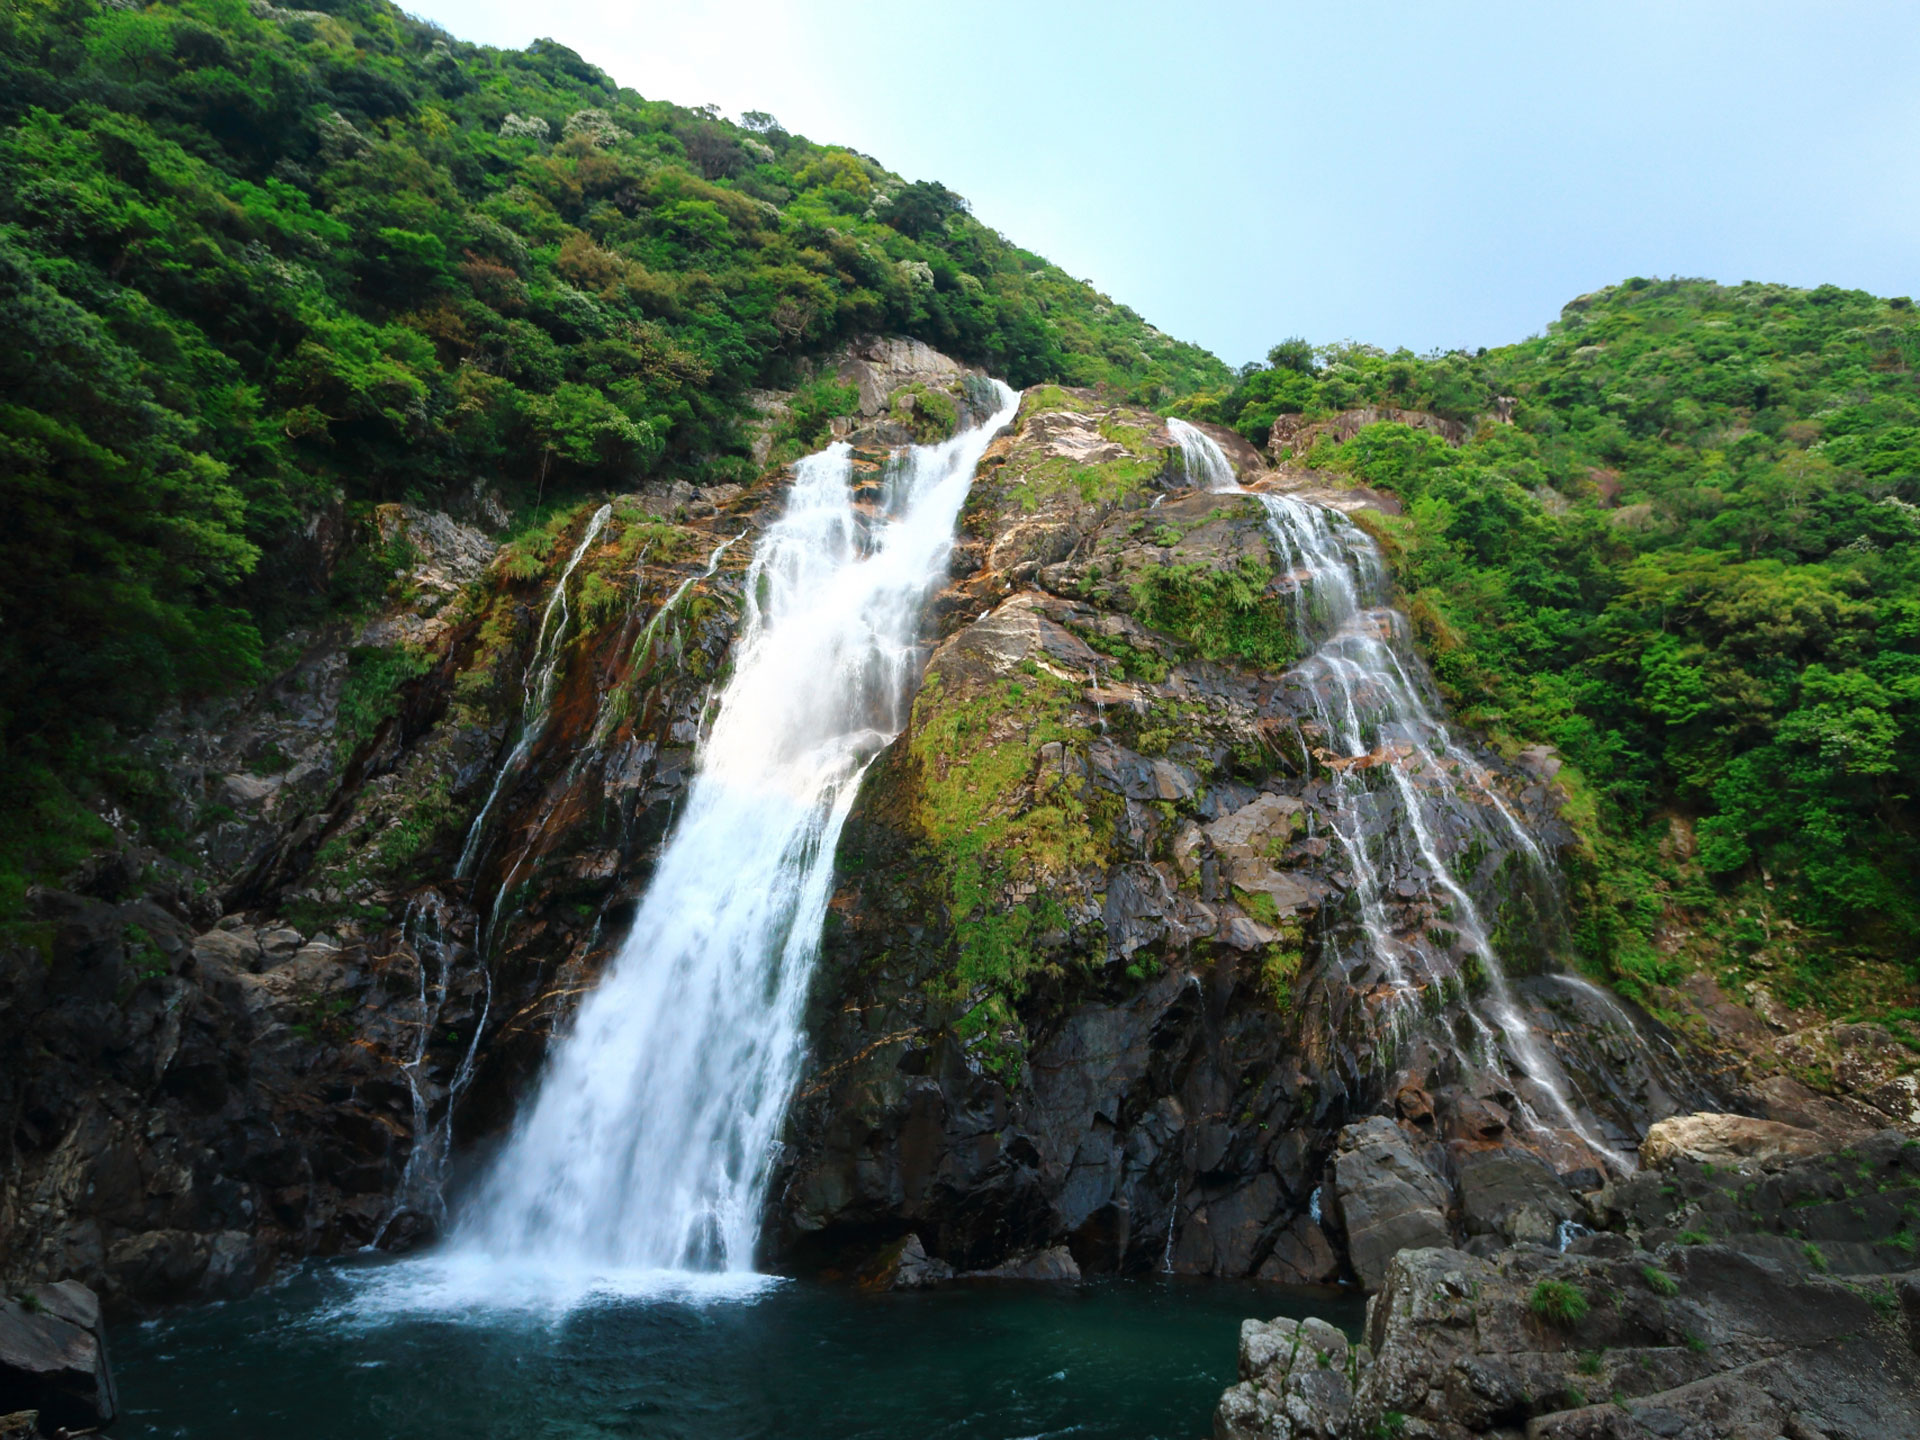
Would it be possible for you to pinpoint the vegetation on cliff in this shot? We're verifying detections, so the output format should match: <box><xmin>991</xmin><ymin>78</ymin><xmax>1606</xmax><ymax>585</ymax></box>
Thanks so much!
<box><xmin>0</xmin><ymin>0</ymin><xmax>1224</xmax><ymax>913</ymax></box>
<box><xmin>1180</xmin><ymin>279</ymin><xmax>1920</xmax><ymax>1008</ymax></box>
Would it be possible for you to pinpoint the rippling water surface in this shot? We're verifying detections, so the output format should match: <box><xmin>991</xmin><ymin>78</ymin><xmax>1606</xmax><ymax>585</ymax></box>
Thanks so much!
<box><xmin>114</xmin><ymin>1263</ymin><xmax>1361</xmax><ymax>1440</ymax></box>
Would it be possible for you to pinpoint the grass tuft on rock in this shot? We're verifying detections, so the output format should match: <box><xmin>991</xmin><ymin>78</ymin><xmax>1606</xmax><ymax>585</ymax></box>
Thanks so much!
<box><xmin>1528</xmin><ymin>1279</ymin><xmax>1590</xmax><ymax>1328</ymax></box>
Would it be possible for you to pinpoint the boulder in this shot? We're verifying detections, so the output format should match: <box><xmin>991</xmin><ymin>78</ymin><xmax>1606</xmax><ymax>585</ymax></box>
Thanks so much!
<box><xmin>1327</xmin><ymin>1118</ymin><xmax>1451</xmax><ymax>1290</ymax></box>
<box><xmin>1256</xmin><ymin>1215</ymin><xmax>1341</xmax><ymax>1286</ymax></box>
<box><xmin>1639</xmin><ymin>1111</ymin><xmax>1825</xmax><ymax>1169</ymax></box>
<box><xmin>858</xmin><ymin>1233</ymin><xmax>954</xmax><ymax>1292</ymax></box>
<box><xmin>0</xmin><ymin>1281</ymin><xmax>116</xmax><ymax>1431</ymax></box>
<box><xmin>1453</xmin><ymin>1146</ymin><xmax>1582</xmax><ymax>1246</ymax></box>
<box><xmin>970</xmin><ymin>1245</ymin><xmax>1081</xmax><ymax>1282</ymax></box>
<box><xmin>1215</xmin><ymin>1315</ymin><xmax>1360</xmax><ymax>1440</ymax></box>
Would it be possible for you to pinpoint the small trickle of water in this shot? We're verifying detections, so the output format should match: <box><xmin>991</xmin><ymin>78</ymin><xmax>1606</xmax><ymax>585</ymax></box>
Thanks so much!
<box><xmin>457</xmin><ymin>504</ymin><xmax>613</xmax><ymax>880</ymax></box>
<box><xmin>1086</xmin><ymin>667</ymin><xmax>1109</xmax><ymax>736</ymax></box>
<box><xmin>443</xmin><ymin>383</ymin><xmax>1020</xmax><ymax>1295</ymax></box>
<box><xmin>375</xmin><ymin>890</ymin><xmax>489</xmax><ymax>1244</ymax></box>
<box><xmin>474</xmin><ymin>528</ymin><xmax>749</xmax><ymax>959</ymax></box>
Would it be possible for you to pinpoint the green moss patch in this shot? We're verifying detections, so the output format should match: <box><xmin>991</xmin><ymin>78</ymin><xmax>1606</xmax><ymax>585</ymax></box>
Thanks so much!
<box><xmin>906</xmin><ymin>664</ymin><xmax>1116</xmax><ymax>1080</ymax></box>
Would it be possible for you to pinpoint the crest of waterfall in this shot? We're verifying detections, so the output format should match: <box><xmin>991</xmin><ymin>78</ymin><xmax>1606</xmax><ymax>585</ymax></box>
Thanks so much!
<box><xmin>1168</xmin><ymin>416</ymin><xmax>1237</xmax><ymax>492</ymax></box>
<box><xmin>448</xmin><ymin>382</ymin><xmax>1021</xmax><ymax>1289</ymax></box>
<box><xmin>457</xmin><ymin>504</ymin><xmax>613</xmax><ymax>881</ymax></box>
<box><xmin>1172</xmin><ymin>422</ymin><xmax>1627</xmax><ymax>1171</ymax></box>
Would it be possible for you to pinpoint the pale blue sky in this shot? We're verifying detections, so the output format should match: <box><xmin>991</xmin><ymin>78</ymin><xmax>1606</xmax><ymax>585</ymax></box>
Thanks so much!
<box><xmin>407</xmin><ymin>0</ymin><xmax>1920</xmax><ymax>365</ymax></box>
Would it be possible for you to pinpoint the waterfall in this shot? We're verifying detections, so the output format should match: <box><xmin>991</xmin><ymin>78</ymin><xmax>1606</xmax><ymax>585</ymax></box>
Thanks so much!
<box><xmin>457</xmin><ymin>504</ymin><xmax>614</xmax><ymax>881</ymax></box>
<box><xmin>1168</xmin><ymin>416</ymin><xmax>1237</xmax><ymax>492</ymax></box>
<box><xmin>442</xmin><ymin>382</ymin><xmax>1021</xmax><ymax>1293</ymax></box>
<box><xmin>1173</xmin><ymin>423</ymin><xmax>1626</xmax><ymax>1170</ymax></box>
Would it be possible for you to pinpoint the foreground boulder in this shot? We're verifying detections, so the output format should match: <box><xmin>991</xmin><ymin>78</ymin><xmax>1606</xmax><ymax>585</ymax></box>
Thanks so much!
<box><xmin>1216</xmin><ymin>1315</ymin><xmax>1363</xmax><ymax>1440</ymax></box>
<box><xmin>0</xmin><ymin>1281</ymin><xmax>115</xmax><ymax>1433</ymax></box>
<box><xmin>1352</xmin><ymin>1244</ymin><xmax>1920</xmax><ymax>1440</ymax></box>
<box><xmin>1216</xmin><ymin>1125</ymin><xmax>1920</xmax><ymax>1439</ymax></box>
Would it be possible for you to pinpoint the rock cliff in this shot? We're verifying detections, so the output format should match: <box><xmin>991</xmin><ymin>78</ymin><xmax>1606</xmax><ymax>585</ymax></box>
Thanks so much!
<box><xmin>1</xmin><ymin>343</ymin><xmax>1912</xmax><ymax>1318</ymax></box>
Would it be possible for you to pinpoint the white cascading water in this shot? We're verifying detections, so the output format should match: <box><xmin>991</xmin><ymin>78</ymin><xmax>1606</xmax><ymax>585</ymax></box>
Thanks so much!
<box><xmin>1168</xmin><ymin>420</ymin><xmax>1626</xmax><ymax>1171</ymax></box>
<box><xmin>432</xmin><ymin>382</ymin><xmax>1020</xmax><ymax>1297</ymax></box>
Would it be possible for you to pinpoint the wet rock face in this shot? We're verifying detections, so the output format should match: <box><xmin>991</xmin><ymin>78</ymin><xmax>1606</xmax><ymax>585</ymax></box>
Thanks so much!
<box><xmin>771</xmin><ymin>387</ymin><xmax>1651</xmax><ymax>1282</ymax></box>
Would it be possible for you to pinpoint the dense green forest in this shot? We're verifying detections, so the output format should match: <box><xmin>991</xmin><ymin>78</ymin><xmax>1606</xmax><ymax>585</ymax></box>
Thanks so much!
<box><xmin>1178</xmin><ymin>281</ymin><xmax>1920</xmax><ymax>1008</ymax></box>
<box><xmin>0</xmin><ymin>0</ymin><xmax>1223</xmax><ymax>908</ymax></box>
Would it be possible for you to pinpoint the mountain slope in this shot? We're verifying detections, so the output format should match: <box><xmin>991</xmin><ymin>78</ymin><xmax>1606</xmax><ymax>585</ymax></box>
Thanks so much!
<box><xmin>1177</xmin><ymin>279</ymin><xmax>1920</xmax><ymax>1017</ymax></box>
<box><xmin>0</xmin><ymin>0</ymin><xmax>1227</xmax><ymax>912</ymax></box>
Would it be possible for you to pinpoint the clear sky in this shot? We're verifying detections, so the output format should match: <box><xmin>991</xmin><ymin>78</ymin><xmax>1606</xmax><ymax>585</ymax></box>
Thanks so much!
<box><xmin>405</xmin><ymin>0</ymin><xmax>1919</xmax><ymax>366</ymax></box>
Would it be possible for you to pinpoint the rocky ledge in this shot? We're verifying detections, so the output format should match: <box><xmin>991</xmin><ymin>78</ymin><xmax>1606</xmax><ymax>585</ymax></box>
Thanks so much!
<box><xmin>1216</xmin><ymin>1120</ymin><xmax>1920</xmax><ymax>1440</ymax></box>
<box><xmin>0</xmin><ymin>1279</ymin><xmax>114</xmax><ymax>1436</ymax></box>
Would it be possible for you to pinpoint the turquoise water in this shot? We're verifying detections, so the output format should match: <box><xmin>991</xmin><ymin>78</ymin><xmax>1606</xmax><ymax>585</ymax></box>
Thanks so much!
<box><xmin>113</xmin><ymin>1263</ymin><xmax>1362</xmax><ymax>1440</ymax></box>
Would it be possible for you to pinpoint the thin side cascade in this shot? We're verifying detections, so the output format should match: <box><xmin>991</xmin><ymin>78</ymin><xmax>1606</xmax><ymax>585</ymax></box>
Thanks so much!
<box><xmin>474</xmin><ymin>528</ymin><xmax>748</xmax><ymax>960</ymax></box>
<box><xmin>451</xmin><ymin>382</ymin><xmax>1021</xmax><ymax>1286</ymax></box>
<box><xmin>457</xmin><ymin>503</ymin><xmax>613</xmax><ymax>881</ymax></box>
<box><xmin>1175</xmin><ymin>423</ymin><xmax>1627</xmax><ymax>1171</ymax></box>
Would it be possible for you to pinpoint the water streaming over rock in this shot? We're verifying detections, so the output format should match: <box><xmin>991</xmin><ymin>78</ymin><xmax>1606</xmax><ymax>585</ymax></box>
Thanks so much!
<box><xmin>457</xmin><ymin>504</ymin><xmax>613</xmax><ymax>881</ymax></box>
<box><xmin>1174</xmin><ymin>422</ymin><xmax>1627</xmax><ymax>1170</ymax></box>
<box><xmin>447</xmin><ymin>383</ymin><xmax>1021</xmax><ymax>1286</ymax></box>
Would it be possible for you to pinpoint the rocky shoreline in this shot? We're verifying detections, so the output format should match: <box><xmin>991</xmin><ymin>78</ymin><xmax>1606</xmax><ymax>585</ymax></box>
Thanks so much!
<box><xmin>1217</xmin><ymin>1118</ymin><xmax>1920</xmax><ymax>1440</ymax></box>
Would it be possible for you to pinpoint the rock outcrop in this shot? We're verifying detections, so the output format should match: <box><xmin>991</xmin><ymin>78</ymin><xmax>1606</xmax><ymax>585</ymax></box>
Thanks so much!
<box><xmin>1217</xmin><ymin>1125</ymin><xmax>1920</xmax><ymax>1440</ymax></box>
<box><xmin>0</xmin><ymin>1280</ymin><xmax>115</xmax><ymax>1434</ymax></box>
<box><xmin>771</xmin><ymin>383</ymin><xmax>1703</xmax><ymax>1284</ymax></box>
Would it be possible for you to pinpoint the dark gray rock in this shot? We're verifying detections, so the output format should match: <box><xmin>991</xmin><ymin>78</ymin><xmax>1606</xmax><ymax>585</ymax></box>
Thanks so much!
<box><xmin>1453</xmin><ymin>1145</ymin><xmax>1583</xmax><ymax>1246</ymax></box>
<box><xmin>0</xmin><ymin>1281</ymin><xmax>115</xmax><ymax>1431</ymax></box>
<box><xmin>1328</xmin><ymin>1118</ymin><xmax>1451</xmax><ymax>1290</ymax></box>
<box><xmin>969</xmin><ymin>1245</ymin><xmax>1081</xmax><ymax>1281</ymax></box>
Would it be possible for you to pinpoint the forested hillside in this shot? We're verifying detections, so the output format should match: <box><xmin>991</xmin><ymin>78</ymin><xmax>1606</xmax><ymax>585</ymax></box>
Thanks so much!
<box><xmin>1178</xmin><ymin>280</ymin><xmax>1920</xmax><ymax>1008</ymax></box>
<box><xmin>0</xmin><ymin>0</ymin><xmax>1225</xmax><ymax>909</ymax></box>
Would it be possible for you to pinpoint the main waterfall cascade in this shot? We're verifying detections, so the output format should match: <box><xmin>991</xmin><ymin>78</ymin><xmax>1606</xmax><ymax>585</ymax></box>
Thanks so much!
<box><xmin>420</xmin><ymin>381</ymin><xmax>1021</xmax><ymax>1296</ymax></box>
<box><xmin>1168</xmin><ymin>420</ymin><xmax>1629</xmax><ymax>1172</ymax></box>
